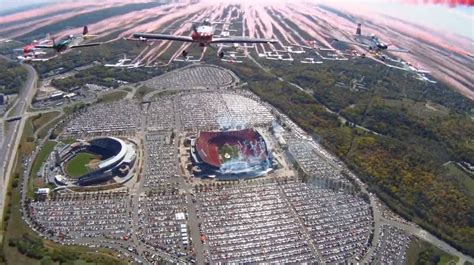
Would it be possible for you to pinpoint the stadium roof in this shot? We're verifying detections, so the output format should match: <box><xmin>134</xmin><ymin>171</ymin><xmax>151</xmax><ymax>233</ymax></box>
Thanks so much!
<box><xmin>98</xmin><ymin>137</ymin><xmax>127</xmax><ymax>169</ymax></box>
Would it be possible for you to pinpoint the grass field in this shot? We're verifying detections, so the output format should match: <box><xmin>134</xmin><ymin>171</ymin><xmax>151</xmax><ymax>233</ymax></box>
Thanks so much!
<box><xmin>442</xmin><ymin>162</ymin><xmax>474</xmax><ymax>196</ymax></box>
<box><xmin>31</xmin><ymin>111</ymin><xmax>61</xmax><ymax>133</ymax></box>
<box><xmin>219</xmin><ymin>144</ymin><xmax>241</xmax><ymax>163</ymax></box>
<box><xmin>28</xmin><ymin>140</ymin><xmax>57</xmax><ymax>199</ymax></box>
<box><xmin>133</xmin><ymin>85</ymin><xmax>155</xmax><ymax>101</ymax></box>
<box><xmin>65</xmin><ymin>152</ymin><xmax>100</xmax><ymax>178</ymax></box>
<box><xmin>99</xmin><ymin>90</ymin><xmax>128</xmax><ymax>103</ymax></box>
<box><xmin>406</xmin><ymin>238</ymin><xmax>458</xmax><ymax>265</ymax></box>
<box><xmin>29</xmin><ymin>141</ymin><xmax>57</xmax><ymax>179</ymax></box>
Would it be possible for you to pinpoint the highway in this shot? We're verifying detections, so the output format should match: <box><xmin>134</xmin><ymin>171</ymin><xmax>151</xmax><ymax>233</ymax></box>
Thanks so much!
<box><xmin>0</xmin><ymin>55</ymin><xmax>38</xmax><ymax>235</ymax></box>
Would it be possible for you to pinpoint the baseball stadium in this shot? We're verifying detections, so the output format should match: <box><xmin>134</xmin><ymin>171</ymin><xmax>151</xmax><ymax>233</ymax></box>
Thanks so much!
<box><xmin>50</xmin><ymin>137</ymin><xmax>136</xmax><ymax>187</ymax></box>
<box><xmin>190</xmin><ymin>128</ymin><xmax>273</xmax><ymax>180</ymax></box>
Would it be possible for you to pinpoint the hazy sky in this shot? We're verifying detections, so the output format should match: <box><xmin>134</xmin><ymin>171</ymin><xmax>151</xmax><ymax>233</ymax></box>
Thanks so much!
<box><xmin>1</xmin><ymin>0</ymin><xmax>472</xmax><ymax>39</ymax></box>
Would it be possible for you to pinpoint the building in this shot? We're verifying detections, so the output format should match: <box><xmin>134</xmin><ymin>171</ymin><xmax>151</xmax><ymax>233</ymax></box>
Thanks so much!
<box><xmin>52</xmin><ymin>137</ymin><xmax>136</xmax><ymax>187</ymax></box>
<box><xmin>191</xmin><ymin>128</ymin><xmax>272</xmax><ymax>180</ymax></box>
<box><xmin>35</xmin><ymin>188</ymin><xmax>50</xmax><ymax>201</ymax></box>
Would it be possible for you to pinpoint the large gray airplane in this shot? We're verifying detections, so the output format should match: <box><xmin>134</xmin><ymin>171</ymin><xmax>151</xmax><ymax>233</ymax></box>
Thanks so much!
<box><xmin>335</xmin><ymin>23</ymin><xmax>409</xmax><ymax>55</ymax></box>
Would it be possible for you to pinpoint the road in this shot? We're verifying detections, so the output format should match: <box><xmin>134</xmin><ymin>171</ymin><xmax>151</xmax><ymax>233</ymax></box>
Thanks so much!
<box><xmin>0</xmin><ymin>56</ymin><xmax>38</xmax><ymax>235</ymax></box>
<box><xmin>381</xmin><ymin>218</ymin><xmax>474</xmax><ymax>265</ymax></box>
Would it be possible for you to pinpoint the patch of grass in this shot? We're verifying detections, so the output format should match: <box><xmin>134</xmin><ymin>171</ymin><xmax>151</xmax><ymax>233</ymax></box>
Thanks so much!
<box><xmin>63</xmin><ymin>102</ymin><xmax>86</xmax><ymax>116</ymax></box>
<box><xmin>16</xmin><ymin>116</ymin><xmax>37</xmax><ymax>157</ymax></box>
<box><xmin>61</xmin><ymin>138</ymin><xmax>77</xmax><ymax>145</ymax></box>
<box><xmin>98</xmin><ymin>90</ymin><xmax>128</xmax><ymax>103</ymax></box>
<box><xmin>31</xmin><ymin>111</ymin><xmax>61</xmax><ymax>133</ymax></box>
<box><xmin>133</xmin><ymin>85</ymin><xmax>154</xmax><ymax>101</ymax></box>
<box><xmin>65</xmin><ymin>152</ymin><xmax>100</xmax><ymax>178</ymax></box>
<box><xmin>219</xmin><ymin>144</ymin><xmax>241</xmax><ymax>164</ymax></box>
<box><xmin>27</xmin><ymin>140</ymin><xmax>57</xmax><ymax>199</ymax></box>
<box><xmin>438</xmin><ymin>255</ymin><xmax>458</xmax><ymax>265</ymax></box>
<box><xmin>36</xmin><ymin>114</ymin><xmax>64</xmax><ymax>140</ymax></box>
<box><xmin>441</xmin><ymin>162</ymin><xmax>474</xmax><ymax>196</ymax></box>
<box><xmin>406</xmin><ymin>238</ymin><xmax>458</xmax><ymax>265</ymax></box>
<box><xmin>150</xmin><ymin>90</ymin><xmax>180</xmax><ymax>101</ymax></box>
<box><xmin>29</xmin><ymin>141</ymin><xmax>57</xmax><ymax>179</ymax></box>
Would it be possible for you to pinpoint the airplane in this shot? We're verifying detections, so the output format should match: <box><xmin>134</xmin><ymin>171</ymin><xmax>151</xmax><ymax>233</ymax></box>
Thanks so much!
<box><xmin>131</xmin><ymin>19</ymin><xmax>277</xmax><ymax>59</ymax></box>
<box><xmin>104</xmin><ymin>54</ymin><xmax>132</xmax><ymax>67</ymax></box>
<box><xmin>0</xmin><ymin>38</ymin><xmax>12</xmax><ymax>43</ymax></box>
<box><xmin>173</xmin><ymin>54</ymin><xmax>201</xmax><ymax>62</ymax></box>
<box><xmin>221</xmin><ymin>52</ymin><xmax>243</xmax><ymax>63</ymax></box>
<box><xmin>399</xmin><ymin>61</ymin><xmax>430</xmax><ymax>74</ymax></box>
<box><xmin>284</xmin><ymin>45</ymin><xmax>305</xmax><ymax>54</ymax></box>
<box><xmin>384</xmin><ymin>58</ymin><xmax>430</xmax><ymax>74</ymax></box>
<box><xmin>414</xmin><ymin>73</ymin><xmax>437</xmax><ymax>83</ymax></box>
<box><xmin>17</xmin><ymin>55</ymin><xmax>51</xmax><ymax>62</ymax></box>
<box><xmin>126</xmin><ymin>60</ymin><xmax>143</xmax><ymax>69</ymax></box>
<box><xmin>301</xmin><ymin>57</ymin><xmax>323</xmax><ymax>64</ymax></box>
<box><xmin>14</xmin><ymin>36</ymin><xmax>52</xmax><ymax>60</ymax></box>
<box><xmin>398</xmin><ymin>62</ymin><xmax>436</xmax><ymax>83</ymax></box>
<box><xmin>384</xmin><ymin>59</ymin><xmax>436</xmax><ymax>83</ymax></box>
<box><xmin>297</xmin><ymin>42</ymin><xmax>349</xmax><ymax>61</ymax></box>
<box><xmin>334</xmin><ymin>23</ymin><xmax>409</xmax><ymax>56</ymax></box>
<box><xmin>35</xmin><ymin>26</ymin><xmax>101</xmax><ymax>53</ymax></box>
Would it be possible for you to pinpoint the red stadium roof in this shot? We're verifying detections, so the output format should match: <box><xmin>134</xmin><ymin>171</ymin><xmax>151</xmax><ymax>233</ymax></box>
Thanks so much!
<box><xmin>195</xmin><ymin>128</ymin><xmax>267</xmax><ymax>168</ymax></box>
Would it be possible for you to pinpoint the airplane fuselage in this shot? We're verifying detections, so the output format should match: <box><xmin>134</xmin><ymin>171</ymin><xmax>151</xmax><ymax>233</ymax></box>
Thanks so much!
<box><xmin>191</xmin><ymin>25</ymin><xmax>214</xmax><ymax>46</ymax></box>
<box><xmin>354</xmin><ymin>35</ymin><xmax>388</xmax><ymax>52</ymax></box>
<box><xmin>52</xmin><ymin>34</ymin><xmax>84</xmax><ymax>53</ymax></box>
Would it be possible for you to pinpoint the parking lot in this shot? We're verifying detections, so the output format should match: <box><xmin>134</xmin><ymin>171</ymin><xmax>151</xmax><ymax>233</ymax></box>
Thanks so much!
<box><xmin>147</xmin><ymin>99</ymin><xmax>175</xmax><ymax>131</ymax></box>
<box><xmin>28</xmin><ymin>191</ymin><xmax>130</xmax><ymax>241</ymax></box>
<box><xmin>63</xmin><ymin>101</ymin><xmax>141</xmax><ymax>137</ymax></box>
<box><xmin>178</xmin><ymin>92</ymin><xmax>273</xmax><ymax>131</ymax></box>
<box><xmin>368</xmin><ymin>225</ymin><xmax>411</xmax><ymax>264</ymax></box>
<box><xmin>288</xmin><ymin>140</ymin><xmax>350</xmax><ymax>184</ymax></box>
<box><xmin>282</xmin><ymin>182</ymin><xmax>372</xmax><ymax>263</ymax></box>
<box><xmin>137</xmin><ymin>185</ymin><xmax>192</xmax><ymax>260</ymax></box>
<box><xmin>195</xmin><ymin>182</ymin><xmax>317</xmax><ymax>263</ymax></box>
<box><xmin>143</xmin><ymin>132</ymin><xmax>178</xmax><ymax>188</ymax></box>
<box><xmin>144</xmin><ymin>65</ymin><xmax>237</xmax><ymax>90</ymax></box>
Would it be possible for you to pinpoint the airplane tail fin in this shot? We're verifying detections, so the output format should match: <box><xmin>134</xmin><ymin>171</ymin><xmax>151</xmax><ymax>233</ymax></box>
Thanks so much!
<box><xmin>356</xmin><ymin>23</ymin><xmax>361</xmax><ymax>35</ymax></box>
<box><xmin>83</xmin><ymin>26</ymin><xmax>88</xmax><ymax>36</ymax></box>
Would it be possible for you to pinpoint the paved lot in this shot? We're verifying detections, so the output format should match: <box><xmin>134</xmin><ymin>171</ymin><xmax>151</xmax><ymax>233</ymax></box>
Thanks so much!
<box><xmin>368</xmin><ymin>224</ymin><xmax>411</xmax><ymax>264</ymax></box>
<box><xmin>63</xmin><ymin>101</ymin><xmax>140</xmax><ymax>137</ymax></box>
<box><xmin>144</xmin><ymin>65</ymin><xmax>237</xmax><ymax>90</ymax></box>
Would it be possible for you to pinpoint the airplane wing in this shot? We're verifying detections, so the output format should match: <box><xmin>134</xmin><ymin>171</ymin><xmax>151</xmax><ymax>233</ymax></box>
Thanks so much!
<box><xmin>132</xmin><ymin>33</ymin><xmax>193</xmax><ymax>42</ymax></box>
<box><xmin>333</xmin><ymin>39</ymin><xmax>370</xmax><ymax>48</ymax></box>
<box><xmin>34</xmin><ymin>45</ymin><xmax>55</xmax><ymax>49</ymax></box>
<box><xmin>70</xmin><ymin>43</ymin><xmax>102</xmax><ymax>48</ymax></box>
<box><xmin>416</xmin><ymin>69</ymin><xmax>430</xmax><ymax>74</ymax></box>
<box><xmin>387</xmin><ymin>47</ymin><xmax>409</xmax><ymax>53</ymax></box>
<box><xmin>211</xmin><ymin>37</ymin><xmax>277</xmax><ymax>44</ymax></box>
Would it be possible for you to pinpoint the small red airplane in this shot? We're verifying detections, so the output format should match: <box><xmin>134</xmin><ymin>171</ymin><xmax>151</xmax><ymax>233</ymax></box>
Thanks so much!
<box><xmin>131</xmin><ymin>19</ymin><xmax>277</xmax><ymax>58</ymax></box>
<box><xmin>14</xmin><ymin>36</ymin><xmax>52</xmax><ymax>61</ymax></box>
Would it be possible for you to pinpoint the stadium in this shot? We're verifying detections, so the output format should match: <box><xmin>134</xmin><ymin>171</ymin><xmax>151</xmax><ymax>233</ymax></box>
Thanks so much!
<box><xmin>50</xmin><ymin>137</ymin><xmax>137</xmax><ymax>187</ymax></box>
<box><xmin>190</xmin><ymin>128</ymin><xmax>272</xmax><ymax>180</ymax></box>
